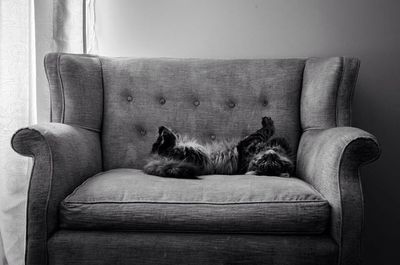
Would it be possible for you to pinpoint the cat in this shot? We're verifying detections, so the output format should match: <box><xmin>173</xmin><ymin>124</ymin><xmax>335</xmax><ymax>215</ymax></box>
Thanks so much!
<box><xmin>143</xmin><ymin>116</ymin><xmax>294</xmax><ymax>178</ymax></box>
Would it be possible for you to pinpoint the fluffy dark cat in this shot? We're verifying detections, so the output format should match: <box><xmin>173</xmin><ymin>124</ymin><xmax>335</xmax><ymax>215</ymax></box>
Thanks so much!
<box><xmin>143</xmin><ymin>117</ymin><xmax>294</xmax><ymax>178</ymax></box>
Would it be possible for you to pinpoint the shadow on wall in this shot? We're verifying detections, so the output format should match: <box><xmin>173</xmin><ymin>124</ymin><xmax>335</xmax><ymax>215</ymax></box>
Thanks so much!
<box><xmin>355</xmin><ymin>53</ymin><xmax>400</xmax><ymax>265</ymax></box>
<box><xmin>33</xmin><ymin>1</ymin><xmax>397</xmax><ymax>264</ymax></box>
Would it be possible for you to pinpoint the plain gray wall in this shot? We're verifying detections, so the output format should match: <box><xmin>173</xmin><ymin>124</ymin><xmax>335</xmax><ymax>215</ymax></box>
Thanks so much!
<box><xmin>95</xmin><ymin>1</ymin><xmax>400</xmax><ymax>264</ymax></box>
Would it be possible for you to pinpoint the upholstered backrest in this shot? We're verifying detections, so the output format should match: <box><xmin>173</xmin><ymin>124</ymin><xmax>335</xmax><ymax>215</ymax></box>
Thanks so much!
<box><xmin>100</xmin><ymin>58</ymin><xmax>306</xmax><ymax>169</ymax></box>
<box><xmin>44</xmin><ymin>53</ymin><xmax>359</xmax><ymax>170</ymax></box>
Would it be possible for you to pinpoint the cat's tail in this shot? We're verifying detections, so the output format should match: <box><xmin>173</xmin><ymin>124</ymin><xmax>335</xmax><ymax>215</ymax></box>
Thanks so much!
<box><xmin>143</xmin><ymin>155</ymin><xmax>200</xmax><ymax>178</ymax></box>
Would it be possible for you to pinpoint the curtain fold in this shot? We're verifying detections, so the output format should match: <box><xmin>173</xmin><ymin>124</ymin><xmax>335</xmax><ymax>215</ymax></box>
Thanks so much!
<box><xmin>53</xmin><ymin>0</ymin><xmax>97</xmax><ymax>53</ymax></box>
<box><xmin>0</xmin><ymin>1</ymin><xmax>36</xmax><ymax>264</ymax></box>
<box><xmin>0</xmin><ymin>1</ymin><xmax>96</xmax><ymax>264</ymax></box>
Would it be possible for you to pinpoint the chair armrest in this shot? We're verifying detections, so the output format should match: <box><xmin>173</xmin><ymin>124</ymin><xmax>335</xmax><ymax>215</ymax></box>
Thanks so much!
<box><xmin>11</xmin><ymin>123</ymin><xmax>102</xmax><ymax>265</ymax></box>
<box><xmin>297</xmin><ymin>126</ymin><xmax>380</xmax><ymax>265</ymax></box>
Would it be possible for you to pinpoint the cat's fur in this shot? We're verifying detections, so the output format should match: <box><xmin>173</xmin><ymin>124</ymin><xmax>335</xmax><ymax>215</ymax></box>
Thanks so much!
<box><xmin>143</xmin><ymin>117</ymin><xmax>294</xmax><ymax>178</ymax></box>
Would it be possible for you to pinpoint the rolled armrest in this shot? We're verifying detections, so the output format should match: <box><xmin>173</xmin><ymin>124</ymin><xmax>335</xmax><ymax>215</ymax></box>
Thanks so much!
<box><xmin>11</xmin><ymin>123</ymin><xmax>102</xmax><ymax>265</ymax></box>
<box><xmin>297</xmin><ymin>127</ymin><xmax>380</xmax><ymax>265</ymax></box>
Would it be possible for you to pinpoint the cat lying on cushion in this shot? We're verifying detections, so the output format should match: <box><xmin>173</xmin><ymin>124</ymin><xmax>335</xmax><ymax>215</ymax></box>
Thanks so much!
<box><xmin>143</xmin><ymin>117</ymin><xmax>294</xmax><ymax>178</ymax></box>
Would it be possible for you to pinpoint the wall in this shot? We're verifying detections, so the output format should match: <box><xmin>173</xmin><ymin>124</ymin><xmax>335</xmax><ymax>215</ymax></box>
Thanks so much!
<box><xmin>95</xmin><ymin>1</ymin><xmax>400</xmax><ymax>264</ymax></box>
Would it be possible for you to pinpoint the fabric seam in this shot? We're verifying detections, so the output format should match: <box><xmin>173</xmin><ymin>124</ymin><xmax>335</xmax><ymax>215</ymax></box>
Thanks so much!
<box><xmin>98</xmin><ymin>56</ymin><xmax>106</xmax><ymax>171</ymax></box>
<box><xmin>334</xmin><ymin>57</ymin><xmax>345</xmax><ymax>127</ymax></box>
<box><xmin>56</xmin><ymin>54</ymin><xmax>66</xmax><ymax>123</ymax></box>
<box><xmin>62</xmin><ymin>200</ymin><xmax>330</xmax><ymax>206</ymax></box>
<box><xmin>57</xmin><ymin>228</ymin><xmax>328</xmax><ymax>236</ymax></box>
<box><xmin>43</xmin><ymin>54</ymin><xmax>53</xmax><ymax>121</ymax></box>
<box><xmin>66</xmin><ymin>123</ymin><xmax>101</xmax><ymax>133</ymax></box>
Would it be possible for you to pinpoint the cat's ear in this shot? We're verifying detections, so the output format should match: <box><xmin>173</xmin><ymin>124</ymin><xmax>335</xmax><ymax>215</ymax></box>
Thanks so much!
<box><xmin>158</xmin><ymin>126</ymin><xmax>177</xmax><ymax>153</ymax></box>
<box><xmin>158</xmin><ymin>126</ymin><xmax>177</xmax><ymax>141</ymax></box>
<box><xmin>152</xmin><ymin>126</ymin><xmax>176</xmax><ymax>154</ymax></box>
<box><xmin>160</xmin><ymin>126</ymin><xmax>176</xmax><ymax>141</ymax></box>
<box><xmin>158</xmin><ymin>126</ymin><xmax>172</xmax><ymax>135</ymax></box>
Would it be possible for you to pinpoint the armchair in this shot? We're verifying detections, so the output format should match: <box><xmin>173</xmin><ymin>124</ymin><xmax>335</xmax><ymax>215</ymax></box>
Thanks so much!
<box><xmin>12</xmin><ymin>53</ymin><xmax>379</xmax><ymax>265</ymax></box>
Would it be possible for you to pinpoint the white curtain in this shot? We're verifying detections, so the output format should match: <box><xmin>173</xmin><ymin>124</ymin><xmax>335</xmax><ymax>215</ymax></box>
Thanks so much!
<box><xmin>0</xmin><ymin>1</ymin><xmax>36</xmax><ymax>265</ymax></box>
<box><xmin>0</xmin><ymin>1</ymin><xmax>97</xmax><ymax>264</ymax></box>
<box><xmin>53</xmin><ymin>0</ymin><xmax>97</xmax><ymax>53</ymax></box>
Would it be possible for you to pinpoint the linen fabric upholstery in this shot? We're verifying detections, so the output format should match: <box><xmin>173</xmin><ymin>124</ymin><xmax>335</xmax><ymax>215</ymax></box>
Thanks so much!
<box><xmin>11</xmin><ymin>123</ymin><xmax>102</xmax><ymax>265</ymax></box>
<box><xmin>335</xmin><ymin>58</ymin><xmax>360</xmax><ymax>126</ymax></box>
<box><xmin>297</xmin><ymin>127</ymin><xmax>380</xmax><ymax>264</ymax></box>
<box><xmin>301</xmin><ymin>57</ymin><xmax>360</xmax><ymax>130</ymax></box>
<box><xmin>60</xmin><ymin>168</ymin><xmax>330</xmax><ymax>234</ymax></box>
<box><xmin>43</xmin><ymin>54</ymin><xmax>361</xmax><ymax>170</ymax></box>
<box><xmin>48</xmin><ymin>230</ymin><xmax>338</xmax><ymax>265</ymax></box>
<box><xmin>100</xmin><ymin>57</ymin><xmax>306</xmax><ymax>169</ymax></box>
<box><xmin>44</xmin><ymin>53</ymin><xmax>103</xmax><ymax>131</ymax></box>
<box><xmin>11</xmin><ymin>53</ymin><xmax>380</xmax><ymax>265</ymax></box>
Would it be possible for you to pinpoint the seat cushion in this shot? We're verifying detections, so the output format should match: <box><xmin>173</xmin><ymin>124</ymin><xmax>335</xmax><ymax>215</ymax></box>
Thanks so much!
<box><xmin>60</xmin><ymin>168</ymin><xmax>330</xmax><ymax>234</ymax></box>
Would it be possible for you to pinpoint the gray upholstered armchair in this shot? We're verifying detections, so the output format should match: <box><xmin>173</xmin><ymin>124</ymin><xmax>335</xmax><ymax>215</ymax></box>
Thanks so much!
<box><xmin>12</xmin><ymin>53</ymin><xmax>380</xmax><ymax>265</ymax></box>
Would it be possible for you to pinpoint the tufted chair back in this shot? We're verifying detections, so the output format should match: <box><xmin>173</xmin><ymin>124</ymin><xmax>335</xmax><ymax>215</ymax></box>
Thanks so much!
<box><xmin>44</xmin><ymin>53</ymin><xmax>359</xmax><ymax>170</ymax></box>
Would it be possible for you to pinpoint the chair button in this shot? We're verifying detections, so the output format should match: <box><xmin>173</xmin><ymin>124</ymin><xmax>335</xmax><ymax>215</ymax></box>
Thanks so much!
<box><xmin>127</xmin><ymin>96</ymin><xmax>133</xmax><ymax>102</ymax></box>
<box><xmin>210</xmin><ymin>134</ymin><xmax>216</xmax><ymax>140</ymax></box>
<box><xmin>262</xmin><ymin>99</ymin><xmax>268</xmax><ymax>107</ymax></box>
<box><xmin>193</xmin><ymin>100</ymin><xmax>200</xmax><ymax>107</ymax></box>
<box><xmin>159</xmin><ymin>97</ymin><xmax>166</xmax><ymax>105</ymax></box>
<box><xmin>228</xmin><ymin>101</ymin><xmax>236</xmax><ymax>108</ymax></box>
<box><xmin>139</xmin><ymin>129</ymin><xmax>147</xmax><ymax>136</ymax></box>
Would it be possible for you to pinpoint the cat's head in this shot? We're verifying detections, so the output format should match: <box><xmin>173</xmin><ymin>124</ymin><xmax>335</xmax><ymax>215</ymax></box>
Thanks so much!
<box><xmin>245</xmin><ymin>137</ymin><xmax>294</xmax><ymax>177</ymax></box>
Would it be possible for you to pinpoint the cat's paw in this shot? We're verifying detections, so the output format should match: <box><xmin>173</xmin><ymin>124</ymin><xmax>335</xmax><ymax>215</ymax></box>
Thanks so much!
<box><xmin>259</xmin><ymin>116</ymin><xmax>275</xmax><ymax>140</ymax></box>
<box><xmin>261</xmin><ymin>116</ymin><xmax>274</xmax><ymax>128</ymax></box>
